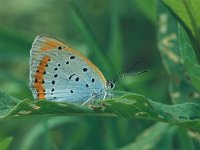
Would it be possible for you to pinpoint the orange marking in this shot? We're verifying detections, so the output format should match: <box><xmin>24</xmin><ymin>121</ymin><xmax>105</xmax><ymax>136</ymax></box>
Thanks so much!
<box><xmin>43</xmin><ymin>56</ymin><xmax>51</xmax><ymax>61</ymax></box>
<box><xmin>38</xmin><ymin>89</ymin><xmax>45</xmax><ymax>93</ymax></box>
<box><xmin>34</xmin><ymin>73</ymin><xmax>43</xmax><ymax>78</ymax></box>
<box><xmin>41</xmin><ymin>45</ymin><xmax>52</xmax><ymax>51</ymax></box>
<box><xmin>36</xmin><ymin>78</ymin><xmax>44</xmax><ymax>83</ymax></box>
<box><xmin>38</xmin><ymin>93</ymin><xmax>45</xmax><ymax>99</ymax></box>
<box><xmin>38</xmin><ymin>66</ymin><xmax>46</xmax><ymax>72</ymax></box>
<box><xmin>33</xmin><ymin>55</ymin><xmax>50</xmax><ymax>100</ymax></box>
<box><xmin>40</xmin><ymin>39</ymin><xmax>64</xmax><ymax>51</ymax></box>
<box><xmin>34</xmin><ymin>82</ymin><xmax>43</xmax><ymax>87</ymax></box>
<box><xmin>36</xmin><ymin>35</ymin><xmax>106</xmax><ymax>84</ymax></box>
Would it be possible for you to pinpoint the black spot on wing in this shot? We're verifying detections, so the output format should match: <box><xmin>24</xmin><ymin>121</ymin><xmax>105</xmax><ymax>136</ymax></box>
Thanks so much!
<box><xmin>70</xmin><ymin>56</ymin><xmax>75</xmax><ymax>59</ymax></box>
<box><xmin>83</xmin><ymin>68</ymin><xmax>88</xmax><ymax>72</ymax></box>
<box><xmin>57</xmin><ymin>46</ymin><xmax>62</xmax><ymax>50</ymax></box>
<box><xmin>54</xmin><ymin>74</ymin><xmax>58</xmax><ymax>78</ymax></box>
<box><xmin>75</xmin><ymin>77</ymin><xmax>79</xmax><ymax>82</ymax></box>
<box><xmin>91</xmin><ymin>78</ymin><xmax>95</xmax><ymax>83</ymax></box>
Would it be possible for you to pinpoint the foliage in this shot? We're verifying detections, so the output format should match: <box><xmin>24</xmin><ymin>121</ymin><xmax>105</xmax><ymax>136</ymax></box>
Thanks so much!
<box><xmin>0</xmin><ymin>0</ymin><xmax>200</xmax><ymax>149</ymax></box>
<box><xmin>0</xmin><ymin>137</ymin><xmax>13</xmax><ymax>150</ymax></box>
<box><xmin>1</xmin><ymin>91</ymin><xmax>200</xmax><ymax>132</ymax></box>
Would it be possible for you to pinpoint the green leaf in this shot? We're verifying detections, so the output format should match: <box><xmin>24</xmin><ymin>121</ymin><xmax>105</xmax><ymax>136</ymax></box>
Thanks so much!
<box><xmin>162</xmin><ymin>0</ymin><xmax>200</xmax><ymax>41</ymax></box>
<box><xmin>0</xmin><ymin>137</ymin><xmax>13</xmax><ymax>150</ymax></box>
<box><xmin>176</xmin><ymin>127</ymin><xmax>195</xmax><ymax>150</ymax></box>
<box><xmin>1</xmin><ymin>91</ymin><xmax>200</xmax><ymax>131</ymax></box>
<box><xmin>0</xmin><ymin>27</ymin><xmax>30</xmax><ymax>61</ymax></box>
<box><xmin>119</xmin><ymin>123</ymin><xmax>169</xmax><ymax>150</ymax></box>
<box><xmin>20</xmin><ymin>117</ymin><xmax>80</xmax><ymax>150</ymax></box>
<box><xmin>109</xmin><ymin>0</ymin><xmax>122</xmax><ymax>70</ymax></box>
<box><xmin>134</xmin><ymin>0</ymin><xmax>157</xmax><ymax>25</ymax></box>
<box><xmin>69</xmin><ymin>2</ymin><xmax>112</xmax><ymax>76</ymax></box>
<box><xmin>0</xmin><ymin>91</ymin><xmax>21</xmax><ymax>118</ymax></box>
<box><xmin>158</xmin><ymin>2</ymin><xmax>200</xmax><ymax>103</ymax></box>
<box><xmin>179</xmin><ymin>25</ymin><xmax>200</xmax><ymax>91</ymax></box>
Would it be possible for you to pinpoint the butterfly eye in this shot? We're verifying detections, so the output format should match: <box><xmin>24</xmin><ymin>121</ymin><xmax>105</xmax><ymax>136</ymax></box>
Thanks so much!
<box><xmin>107</xmin><ymin>80</ymin><xmax>115</xmax><ymax>89</ymax></box>
<box><xmin>110</xmin><ymin>82</ymin><xmax>115</xmax><ymax>89</ymax></box>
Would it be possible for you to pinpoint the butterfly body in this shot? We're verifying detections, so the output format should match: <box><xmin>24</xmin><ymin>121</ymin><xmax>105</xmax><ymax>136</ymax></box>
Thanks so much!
<box><xmin>29</xmin><ymin>35</ymin><xmax>112</xmax><ymax>104</ymax></box>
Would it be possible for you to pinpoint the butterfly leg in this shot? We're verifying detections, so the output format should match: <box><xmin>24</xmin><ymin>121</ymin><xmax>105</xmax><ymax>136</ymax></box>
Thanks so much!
<box><xmin>105</xmin><ymin>92</ymin><xmax>114</xmax><ymax>99</ymax></box>
<box><xmin>82</xmin><ymin>91</ymin><xmax>107</xmax><ymax>105</ymax></box>
<box><xmin>103</xmin><ymin>91</ymin><xmax>107</xmax><ymax>100</ymax></box>
<box><xmin>82</xmin><ymin>95</ymin><xmax>95</xmax><ymax>105</ymax></box>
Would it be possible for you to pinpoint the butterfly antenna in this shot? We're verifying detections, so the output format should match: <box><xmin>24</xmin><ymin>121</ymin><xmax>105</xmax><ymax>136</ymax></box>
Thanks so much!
<box><xmin>115</xmin><ymin>70</ymin><xmax>148</xmax><ymax>82</ymax></box>
<box><xmin>112</xmin><ymin>60</ymin><xmax>144</xmax><ymax>83</ymax></box>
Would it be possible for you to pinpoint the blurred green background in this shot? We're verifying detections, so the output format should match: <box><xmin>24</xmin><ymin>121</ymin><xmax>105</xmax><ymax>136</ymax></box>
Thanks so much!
<box><xmin>0</xmin><ymin>0</ymin><xmax>189</xmax><ymax>149</ymax></box>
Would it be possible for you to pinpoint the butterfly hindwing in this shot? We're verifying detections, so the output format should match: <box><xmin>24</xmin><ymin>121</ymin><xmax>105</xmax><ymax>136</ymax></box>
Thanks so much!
<box><xmin>29</xmin><ymin>35</ymin><xmax>107</xmax><ymax>103</ymax></box>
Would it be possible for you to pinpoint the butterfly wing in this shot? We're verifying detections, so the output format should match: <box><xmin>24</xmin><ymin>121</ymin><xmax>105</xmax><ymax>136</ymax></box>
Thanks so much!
<box><xmin>29</xmin><ymin>35</ymin><xmax>107</xmax><ymax>104</ymax></box>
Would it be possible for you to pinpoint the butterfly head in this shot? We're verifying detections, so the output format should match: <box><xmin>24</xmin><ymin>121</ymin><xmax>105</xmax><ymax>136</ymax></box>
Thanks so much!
<box><xmin>106</xmin><ymin>80</ymin><xmax>115</xmax><ymax>90</ymax></box>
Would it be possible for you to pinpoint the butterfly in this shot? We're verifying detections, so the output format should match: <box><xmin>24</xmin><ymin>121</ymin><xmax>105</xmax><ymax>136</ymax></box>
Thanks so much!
<box><xmin>29</xmin><ymin>35</ymin><xmax>115</xmax><ymax>105</ymax></box>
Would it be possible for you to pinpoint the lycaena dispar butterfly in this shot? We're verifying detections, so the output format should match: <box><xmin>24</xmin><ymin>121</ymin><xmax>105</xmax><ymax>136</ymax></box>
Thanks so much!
<box><xmin>29</xmin><ymin>35</ymin><xmax>115</xmax><ymax>105</ymax></box>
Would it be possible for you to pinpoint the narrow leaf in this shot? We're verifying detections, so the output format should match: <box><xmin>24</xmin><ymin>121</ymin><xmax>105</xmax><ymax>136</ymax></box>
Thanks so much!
<box><xmin>162</xmin><ymin>0</ymin><xmax>200</xmax><ymax>40</ymax></box>
<box><xmin>119</xmin><ymin>123</ymin><xmax>169</xmax><ymax>150</ymax></box>
<box><xmin>158</xmin><ymin>2</ymin><xmax>200</xmax><ymax>103</ymax></box>
<box><xmin>0</xmin><ymin>137</ymin><xmax>13</xmax><ymax>150</ymax></box>
<box><xmin>134</xmin><ymin>0</ymin><xmax>157</xmax><ymax>25</ymax></box>
<box><xmin>20</xmin><ymin>117</ymin><xmax>80</xmax><ymax>150</ymax></box>
<box><xmin>179</xmin><ymin>25</ymin><xmax>200</xmax><ymax>91</ymax></box>
<box><xmin>109</xmin><ymin>0</ymin><xmax>122</xmax><ymax>70</ymax></box>
<box><xmin>0</xmin><ymin>91</ymin><xmax>21</xmax><ymax>118</ymax></box>
<box><xmin>69</xmin><ymin>2</ymin><xmax>112</xmax><ymax>75</ymax></box>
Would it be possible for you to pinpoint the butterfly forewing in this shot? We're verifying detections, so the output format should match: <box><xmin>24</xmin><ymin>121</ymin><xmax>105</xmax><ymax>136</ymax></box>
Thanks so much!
<box><xmin>29</xmin><ymin>35</ymin><xmax>107</xmax><ymax>104</ymax></box>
